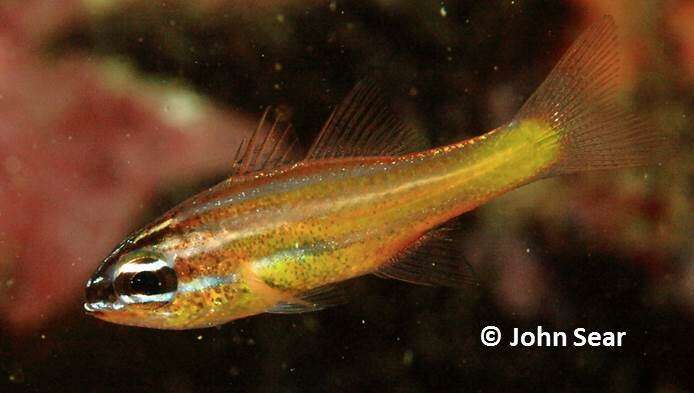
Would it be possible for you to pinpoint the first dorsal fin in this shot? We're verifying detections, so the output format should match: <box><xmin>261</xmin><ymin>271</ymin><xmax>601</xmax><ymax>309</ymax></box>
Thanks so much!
<box><xmin>231</xmin><ymin>106</ymin><xmax>303</xmax><ymax>175</ymax></box>
<box><xmin>305</xmin><ymin>80</ymin><xmax>429</xmax><ymax>160</ymax></box>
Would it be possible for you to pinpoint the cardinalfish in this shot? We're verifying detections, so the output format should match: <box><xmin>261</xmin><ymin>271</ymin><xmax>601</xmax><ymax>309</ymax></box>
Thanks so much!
<box><xmin>85</xmin><ymin>17</ymin><xmax>669</xmax><ymax>329</ymax></box>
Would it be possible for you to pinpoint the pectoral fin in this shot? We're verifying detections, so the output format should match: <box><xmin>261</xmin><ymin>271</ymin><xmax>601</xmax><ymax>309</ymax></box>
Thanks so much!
<box><xmin>266</xmin><ymin>282</ymin><xmax>349</xmax><ymax>314</ymax></box>
<box><xmin>375</xmin><ymin>222</ymin><xmax>478</xmax><ymax>287</ymax></box>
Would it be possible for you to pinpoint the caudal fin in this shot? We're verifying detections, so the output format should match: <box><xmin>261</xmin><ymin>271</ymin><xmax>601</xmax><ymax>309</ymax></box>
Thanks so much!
<box><xmin>515</xmin><ymin>15</ymin><xmax>671</xmax><ymax>176</ymax></box>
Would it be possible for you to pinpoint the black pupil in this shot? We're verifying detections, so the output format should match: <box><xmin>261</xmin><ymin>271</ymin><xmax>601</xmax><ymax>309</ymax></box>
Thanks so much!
<box><xmin>130</xmin><ymin>271</ymin><xmax>163</xmax><ymax>295</ymax></box>
<box><xmin>120</xmin><ymin>265</ymin><xmax>177</xmax><ymax>296</ymax></box>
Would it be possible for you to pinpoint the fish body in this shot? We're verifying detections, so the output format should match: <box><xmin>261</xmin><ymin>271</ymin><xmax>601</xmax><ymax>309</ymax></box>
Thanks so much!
<box><xmin>85</xmin><ymin>17</ymin><xmax>669</xmax><ymax>329</ymax></box>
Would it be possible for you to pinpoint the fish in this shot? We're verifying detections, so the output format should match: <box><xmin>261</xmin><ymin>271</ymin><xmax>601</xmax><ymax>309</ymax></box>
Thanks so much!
<box><xmin>84</xmin><ymin>16</ymin><xmax>669</xmax><ymax>329</ymax></box>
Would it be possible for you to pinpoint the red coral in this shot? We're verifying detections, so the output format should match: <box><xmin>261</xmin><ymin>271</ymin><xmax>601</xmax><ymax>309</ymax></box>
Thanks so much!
<box><xmin>0</xmin><ymin>2</ymin><xmax>254</xmax><ymax>331</ymax></box>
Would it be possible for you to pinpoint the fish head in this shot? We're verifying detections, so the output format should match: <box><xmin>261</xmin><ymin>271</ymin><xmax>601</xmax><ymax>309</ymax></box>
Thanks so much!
<box><xmin>84</xmin><ymin>216</ymin><xmax>279</xmax><ymax>329</ymax></box>
<box><xmin>84</xmin><ymin>243</ymin><xmax>185</xmax><ymax>329</ymax></box>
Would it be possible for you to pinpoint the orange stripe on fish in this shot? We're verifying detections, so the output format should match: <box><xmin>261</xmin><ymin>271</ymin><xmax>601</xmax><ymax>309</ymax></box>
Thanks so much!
<box><xmin>85</xmin><ymin>16</ymin><xmax>670</xmax><ymax>329</ymax></box>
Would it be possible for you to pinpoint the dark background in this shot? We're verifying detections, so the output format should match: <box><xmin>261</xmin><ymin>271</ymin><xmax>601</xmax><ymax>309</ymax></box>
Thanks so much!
<box><xmin>0</xmin><ymin>1</ymin><xmax>692</xmax><ymax>392</ymax></box>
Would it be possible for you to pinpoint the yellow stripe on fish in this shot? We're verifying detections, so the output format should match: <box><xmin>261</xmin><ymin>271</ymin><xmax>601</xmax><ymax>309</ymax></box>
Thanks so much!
<box><xmin>84</xmin><ymin>16</ymin><xmax>670</xmax><ymax>329</ymax></box>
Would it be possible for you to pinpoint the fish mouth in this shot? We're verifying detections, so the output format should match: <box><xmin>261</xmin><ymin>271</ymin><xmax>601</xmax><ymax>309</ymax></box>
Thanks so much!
<box><xmin>83</xmin><ymin>302</ymin><xmax>101</xmax><ymax>313</ymax></box>
<box><xmin>84</xmin><ymin>301</ymin><xmax>124</xmax><ymax>313</ymax></box>
<box><xmin>83</xmin><ymin>306</ymin><xmax>103</xmax><ymax>318</ymax></box>
<box><xmin>84</xmin><ymin>272</ymin><xmax>120</xmax><ymax>314</ymax></box>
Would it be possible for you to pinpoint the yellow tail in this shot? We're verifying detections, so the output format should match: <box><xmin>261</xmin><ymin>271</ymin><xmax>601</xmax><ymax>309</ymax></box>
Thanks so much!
<box><xmin>513</xmin><ymin>16</ymin><xmax>671</xmax><ymax>177</ymax></box>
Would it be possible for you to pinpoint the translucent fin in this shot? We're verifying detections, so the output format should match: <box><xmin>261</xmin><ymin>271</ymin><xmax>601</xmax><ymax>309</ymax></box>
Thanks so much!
<box><xmin>514</xmin><ymin>15</ymin><xmax>671</xmax><ymax>176</ymax></box>
<box><xmin>374</xmin><ymin>222</ymin><xmax>477</xmax><ymax>287</ymax></box>
<box><xmin>231</xmin><ymin>106</ymin><xmax>303</xmax><ymax>175</ymax></box>
<box><xmin>305</xmin><ymin>80</ymin><xmax>429</xmax><ymax>160</ymax></box>
<box><xmin>266</xmin><ymin>283</ymin><xmax>348</xmax><ymax>314</ymax></box>
<box><xmin>266</xmin><ymin>301</ymin><xmax>318</xmax><ymax>314</ymax></box>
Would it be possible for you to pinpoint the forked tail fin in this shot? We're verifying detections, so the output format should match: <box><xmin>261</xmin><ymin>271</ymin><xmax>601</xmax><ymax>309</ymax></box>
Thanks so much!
<box><xmin>515</xmin><ymin>15</ymin><xmax>671</xmax><ymax>177</ymax></box>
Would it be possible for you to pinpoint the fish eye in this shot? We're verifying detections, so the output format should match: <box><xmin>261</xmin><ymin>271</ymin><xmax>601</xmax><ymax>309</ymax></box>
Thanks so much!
<box><xmin>114</xmin><ymin>256</ymin><xmax>178</xmax><ymax>304</ymax></box>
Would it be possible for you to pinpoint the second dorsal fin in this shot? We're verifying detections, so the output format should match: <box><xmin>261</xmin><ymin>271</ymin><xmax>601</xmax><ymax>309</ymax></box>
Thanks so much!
<box><xmin>231</xmin><ymin>107</ymin><xmax>304</xmax><ymax>175</ymax></box>
<box><xmin>305</xmin><ymin>80</ymin><xmax>429</xmax><ymax>160</ymax></box>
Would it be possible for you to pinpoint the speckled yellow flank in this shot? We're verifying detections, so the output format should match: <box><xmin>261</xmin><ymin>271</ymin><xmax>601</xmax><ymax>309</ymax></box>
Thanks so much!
<box><xmin>248</xmin><ymin>118</ymin><xmax>561</xmax><ymax>289</ymax></box>
<box><xmin>98</xmin><ymin>118</ymin><xmax>562</xmax><ymax>329</ymax></box>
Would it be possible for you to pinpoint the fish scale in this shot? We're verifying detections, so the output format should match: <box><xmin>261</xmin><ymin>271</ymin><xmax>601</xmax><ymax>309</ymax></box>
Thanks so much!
<box><xmin>84</xmin><ymin>16</ymin><xmax>670</xmax><ymax>329</ymax></box>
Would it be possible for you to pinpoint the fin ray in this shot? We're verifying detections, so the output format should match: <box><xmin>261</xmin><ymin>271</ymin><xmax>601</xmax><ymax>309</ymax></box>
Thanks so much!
<box><xmin>514</xmin><ymin>15</ymin><xmax>671</xmax><ymax>176</ymax></box>
<box><xmin>266</xmin><ymin>283</ymin><xmax>349</xmax><ymax>314</ymax></box>
<box><xmin>305</xmin><ymin>80</ymin><xmax>429</xmax><ymax>159</ymax></box>
<box><xmin>375</xmin><ymin>221</ymin><xmax>477</xmax><ymax>287</ymax></box>
<box><xmin>231</xmin><ymin>107</ymin><xmax>303</xmax><ymax>175</ymax></box>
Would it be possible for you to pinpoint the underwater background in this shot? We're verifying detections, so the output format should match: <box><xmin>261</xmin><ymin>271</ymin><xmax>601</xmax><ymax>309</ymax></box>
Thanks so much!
<box><xmin>0</xmin><ymin>0</ymin><xmax>692</xmax><ymax>392</ymax></box>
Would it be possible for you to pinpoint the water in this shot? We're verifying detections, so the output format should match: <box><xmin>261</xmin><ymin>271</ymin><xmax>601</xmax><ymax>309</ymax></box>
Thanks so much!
<box><xmin>0</xmin><ymin>1</ymin><xmax>691</xmax><ymax>392</ymax></box>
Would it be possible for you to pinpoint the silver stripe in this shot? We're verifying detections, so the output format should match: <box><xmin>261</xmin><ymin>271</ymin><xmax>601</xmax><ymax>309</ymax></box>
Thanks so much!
<box><xmin>177</xmin><ymin>274</ymin><xmax>238</xmax><ymax>293</ymax></box>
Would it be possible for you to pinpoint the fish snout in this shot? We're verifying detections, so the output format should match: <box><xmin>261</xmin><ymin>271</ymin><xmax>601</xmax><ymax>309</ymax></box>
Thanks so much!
<box><xmin>84</xmin><ymin>274</ymin><xmax>117</xmax><ymax>313</ymax></box>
